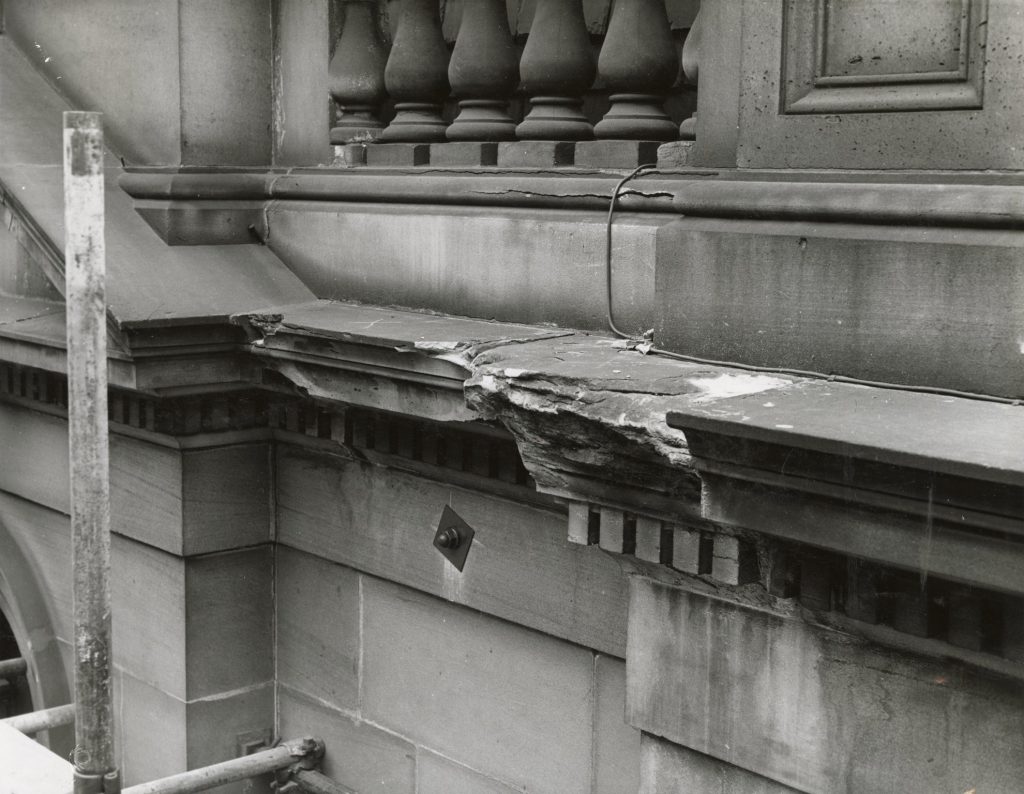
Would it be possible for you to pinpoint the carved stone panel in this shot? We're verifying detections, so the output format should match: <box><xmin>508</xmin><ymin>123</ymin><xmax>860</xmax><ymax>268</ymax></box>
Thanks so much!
<box><xmin>735</xmin><ymin>0</ymin><xmax>1023</xmax><ymax>170</ymax></box>
<box><xmin>783</xmin><ymin>0</ymin><xmax>988</xmax><ymax>114</ymax></box>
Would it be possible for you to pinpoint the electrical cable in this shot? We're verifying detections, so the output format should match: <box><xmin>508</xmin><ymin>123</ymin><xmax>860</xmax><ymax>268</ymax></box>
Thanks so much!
<box><xmin>605</xmin><ymin>164</ymin><xmax>657</xmax><ymax>338</ymax></box>
<box><xmin>603</xmin><ymin>166</ymin><xmax>1021</xmax><ymax>406</ymax></box>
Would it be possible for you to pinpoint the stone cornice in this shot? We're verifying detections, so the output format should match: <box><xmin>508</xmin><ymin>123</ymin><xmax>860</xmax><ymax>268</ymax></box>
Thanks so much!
<box><xmin>667</xmin><ymin>385</ymin><xmax>1024</xmax><ymax>595</ymax></box>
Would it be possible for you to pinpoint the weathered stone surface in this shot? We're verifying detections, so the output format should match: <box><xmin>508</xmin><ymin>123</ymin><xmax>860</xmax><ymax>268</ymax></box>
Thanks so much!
<box><xmin>332</xmin><ymin>143</ymin><xmax>367</xmax><ymax>166</ymax></box>
<box><xmin>688</xmin><ymin>0</ymin><xmax>741</xmax><ymax>168</ymax></box>
<box><xmin>634</xmin><ymin>516</ymin><xmax>664</xmax><ymax>563</ymax></box>
<box><xmin>272</xmin><ymin>0</ymin><xmax>331</xmax><ymax>166</ymax></box>
<box><xmin>275</xmin><ymin>547</ymin><xmax>360</xmax><ymax>710</ymax></box>
<box><xmin>595</xmin><ymin>655</ymin><xmax>641</xmax><ymax>794</ymax></box>
<box><xmin>262</xmin><ymin>204</ymin><xmax>664</xmax><ymax>336</ymax></box>
<box><xmin>656</xmin><ymin>219</ymin><xmax>1024</xmax><ymax>398</ymax></box>
<box><xmin>3</xmin><ymin>0</ymin><xmax>182</xmax><ymax>165</ymax></box>
<box><xmin>276</xmin><ymin>445</ymin><xmax>629</xmax><ymax>656</ymax></box>
<box><xmin>429</xmin><ymin>142</ymin><xmax>499</xmax><ymax>166</ymax></box>
<box><xmin>627</xmin><ymin>575</ymin><xmax>1024</xmax><ymax>793</ymax></box>
<box><xmin>185</xmin><ymin>683</ymin><xmax>274</xmax><ymax>790</ymax></box>
<box><xmin>497</xmin><ymin>141</ymin><xmax>576</xmax><ymax>167</ymax></box>
<box><xmin>184</xmin><ymin>545</ymin><xmax>274</xmax><ymax>699</ymax></box>
<box><xmin>0</xmin><ymin>402</ymin><xmax>71</xmax><ymax>516</ymax></box>
<box><xmin>112</xmin><ymin>535</ymin><xmax>187</xmax><ymax>698</ymax></box>
<box><xmin>177</xmin><ymin>0</ymin><xmax>273</xmax><ymax>165</ymax></box>
<box><xmin>0</xmin><ymin>402</ymin><xmax>273</xmax><ymax>556</ymax></box>
<box><xmin>180</xmin><ymin>443</ymin><xmax>272</xmax><ymax>555</ymax></box>
<box><xmin>362</xmin><ymin>578</ymin><xmax>594</xmax><ymax>794</ymax></box>
<box><xmin>640</xmin><ymin>733</ymin><xmax>800</xmax><ymax>794</ymax></box>
<box><xmin>0</xmin><ymin>38</ymin><xmax>315</xmax><ymax>330</ymax></box>
<box><xmin>417</xmin><ymin>752</ymin><xmax>521</xmax><ymax>794</ymax></box>
<box><xmin>698</xmin><ymin>474</ymin><xmax>1024</xmax><ymax>598</ymax></box>
<box><xmin>120</xmin><ymin>673</ymin><xmax>187</xmax><ymax>786</ymax></box>
<box><xmin>599</xmin><ymin>506</ymin><xmax>627</xmax><ymax>552</ymax></box>
<box><xmin>737</xmin><ymin>0</ymin><xmax>1024</xmax><ymax>170</ymax></box>
<box><xmin>278</xmin><ymin>685</ymin><xmax>416</xmax><ymax>794</ymax></box>
<box><xmin>7</xmin><ymin>0</ymin><xmax>275</xmax><ymax>165</ymax></box>
<box><xmin>465</xmin><ymin>335</ymin><xmax>792</xmax><ymax>514</ymax></box>
<box><xmin>366</xmin><ymin>143</ymin><xmax>430</xmax><ymax>167</ymax></box>
<box><xmin>711</xmin><ymin>534</ymin><xmax>758</xmax><ymax>586</ymax></box>
<box><xmin>670</xmin><ymin>525</ymin><xmax>702</xmax><ymax>575</ymax></box>
<box><xmin>133</xmin><ymin>201</ymin><xmax>266</xmax><ymax>246</ymax></box>
<box><xmin>575</xmin><ymin>140</ymin><xmax>661</xmax><ymax>168</ymax></box>
<box><xmin>657</xmin><ymin>141</ymin><xmax>696</xmax><ymax>169</ymax></box>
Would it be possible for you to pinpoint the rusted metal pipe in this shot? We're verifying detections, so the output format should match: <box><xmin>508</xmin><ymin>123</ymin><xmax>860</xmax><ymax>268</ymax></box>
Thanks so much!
<box><xmin>64</xmin><ymin>110</ymin><xmax>118</xmax><ymax>794</ymax></box>
<box><xmin>121</xmin><ymin>737</ymin><xmax>324</xmax><ymax>794</ymax></box>
<box><xmin>0</xmin><ymin>657</ymin><xmax>27</xmax><ymax>678</ymax></box>
<box><xmin>1</xmin><ymin>703</ymin><xmax>76</xmax><ymax>734</ymax></box>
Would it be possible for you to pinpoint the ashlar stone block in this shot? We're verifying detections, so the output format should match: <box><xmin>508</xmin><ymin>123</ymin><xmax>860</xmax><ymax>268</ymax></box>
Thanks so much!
<box><xmin>361</xmin><ymin>577</ymin><xmax>594</xmax><ymax>794</ymax></box>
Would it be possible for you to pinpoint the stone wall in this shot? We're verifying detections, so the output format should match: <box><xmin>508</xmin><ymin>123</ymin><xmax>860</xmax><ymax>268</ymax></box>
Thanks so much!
<box><xmin>0</xmin><ymin>397</ymin><xmax>277</xmax><ymax>790</ymax></box>
<box><xmin>629</xmin><ymin>575</ymin><xmax>1024</xmax><ymax>794</ymax></box>
<box><xmin>276</xmin><ymin>545</ymin><xmax>641</xmax><ymax>794</ymax></box>
<box><xmin>2</xmin><ymin>0</ymin><xmax>274</xmax><ymax>166</ymax></box>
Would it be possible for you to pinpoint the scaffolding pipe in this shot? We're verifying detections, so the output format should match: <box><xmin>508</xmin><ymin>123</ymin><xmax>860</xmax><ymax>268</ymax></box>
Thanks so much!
<box><xmin>64</xmin><ymin>110</ymin><xmax>118</xmax><ymax>794</ymax></box>
<box><xmin>0</xmin><ymin>703</ymin><xmax>76</xmax><ymax>734</ymax></box>
<box><xmin>0</xmin><ymin>657</ymin><xmax>27</xmax><ymax>678</ymax></box>
<box><xmin>120</xmin><ymin>737</ymin><xmax>324</xmax><ymax>794</ymax></box>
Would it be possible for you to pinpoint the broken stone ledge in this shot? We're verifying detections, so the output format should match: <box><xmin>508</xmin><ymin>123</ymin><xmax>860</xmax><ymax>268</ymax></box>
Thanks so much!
<box><xmin>232</xmin><ymin>298</ymin><xmax>1024</xmax><ymax>599</ymax></box>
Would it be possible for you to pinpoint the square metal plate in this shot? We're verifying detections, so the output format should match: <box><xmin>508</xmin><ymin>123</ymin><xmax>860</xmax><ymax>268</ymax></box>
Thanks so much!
<box><xmin>433</xmin><ymin>504</ymin><xmax>475</xmax><ymax>572</ymax></box>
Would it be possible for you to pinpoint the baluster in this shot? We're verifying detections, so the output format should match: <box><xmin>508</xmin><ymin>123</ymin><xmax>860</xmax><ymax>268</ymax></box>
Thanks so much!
<box><xmin>379</xmin><ymin>0</ymin><xmax>450</xmax><ymax>142</ymax></box>
<box><xmin>679</xmin><ymin>6</ymin><xmax>701</xmax><ymax>140</ymax></box>
<box><xmin>329</xmin><ymin>0</ymin><xmax>389</xmax><ymax>144</ymax></box>
<box><xmin>516</xmin><ymin>0</ymin><xmax>595</xmax><ymax>140</ymax></box>
<box><xmin>446</xmin><ymin>0</ymin><xmax>520</xmax><ymax>141</ymax></box>
<box><xmin>594</xmin><ymin>0</ymin><xmax>679</xmax><ymax>141</ymax></box>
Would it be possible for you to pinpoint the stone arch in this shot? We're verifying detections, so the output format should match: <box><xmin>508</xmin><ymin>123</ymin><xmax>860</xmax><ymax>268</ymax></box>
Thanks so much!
<box><xmin>0</xmin><ymin>516</ymin><xmax>72</xmax><ymax>755</ymax></box>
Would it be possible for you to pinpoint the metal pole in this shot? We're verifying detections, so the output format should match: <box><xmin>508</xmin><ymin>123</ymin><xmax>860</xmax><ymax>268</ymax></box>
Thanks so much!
<box><xmin>64</xmin><ymin>110</ymin><xmax>118</xmax><ymax>794</ymax></box>
<box><xmin>1</xmin><ymin>703</ymin><xmax>76</xmax><ymax>734</ymax></box>
<box><xmin>120</xmin><ymin>737</ymin><xmax>323</xmax><ymax>794</ymax></box>
<box><xmin>0</xmin><ymin>657</ymin><xmax>27</xmax><ymax>678</ymax></box>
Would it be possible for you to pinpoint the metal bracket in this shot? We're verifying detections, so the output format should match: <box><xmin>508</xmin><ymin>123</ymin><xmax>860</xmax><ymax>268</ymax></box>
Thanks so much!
<box><xmin>72</xmin><ymin>768</ymin><xmax>121</xmax><ymax>794</ymax></box>
<box><xmin>236</xmin><ymin>728</ymin><xmax>273</xmax><ymax>758</ymax></box>
<box><xmin>433</xmin><ymin>505</ymin><xmax>475</xmax><ymax>572</ymax></box>
<box><xmin>274</xmin><ymin>768</ymin><xmax>358</xmax><ymax>794</ymax></box>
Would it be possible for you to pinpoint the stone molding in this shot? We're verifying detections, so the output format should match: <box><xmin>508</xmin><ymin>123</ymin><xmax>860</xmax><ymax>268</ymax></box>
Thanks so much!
<box><xmin>120</xmin><ymin>168</ymin><xmax>1024</xmax><ymax>239</ymax></box>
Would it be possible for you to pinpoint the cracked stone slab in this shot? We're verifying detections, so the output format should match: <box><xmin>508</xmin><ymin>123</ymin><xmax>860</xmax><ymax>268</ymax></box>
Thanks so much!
<box><xmin>465</xmin><ymin>335</ymin><xmax>801</xmax><ymax>516</ymax></box>
<box><xmin>231</xmin><ymin>299</ymin><xmax>575</xmax><ymax>422</ymax></box>
<box><xmin>234</xmin><ymin>299</ymin><xmax>572</xmax><ymax>364</ymax></box>
<box><xmin>233</xmin><ymin>299</ymin><xmax>803</xmax><ymax>516</ymax></box>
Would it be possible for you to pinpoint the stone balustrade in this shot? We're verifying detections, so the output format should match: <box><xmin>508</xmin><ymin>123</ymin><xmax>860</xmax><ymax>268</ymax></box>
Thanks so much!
<box><xmin>329</xmin><ymin>0</ymin><xmax>389</xmax><ymax>144</ymax></box>
<box><xmin>328</xmin><ymin>0</ymin><xmax>699</xmax><ymax>167</ymax></box>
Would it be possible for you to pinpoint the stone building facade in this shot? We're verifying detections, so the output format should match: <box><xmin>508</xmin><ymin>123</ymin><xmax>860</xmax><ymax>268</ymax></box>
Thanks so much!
<box><xmin>0</xmin><ymin>1</ymin><xmax>1022</xmax><ymax>792</ymax></box>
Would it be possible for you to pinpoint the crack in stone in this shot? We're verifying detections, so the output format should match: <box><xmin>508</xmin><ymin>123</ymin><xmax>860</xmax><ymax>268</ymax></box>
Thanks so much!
<box><xmin>467</xmin><ymin>187</ymin><xmax>677</xmax><ymax>203</ymax></box>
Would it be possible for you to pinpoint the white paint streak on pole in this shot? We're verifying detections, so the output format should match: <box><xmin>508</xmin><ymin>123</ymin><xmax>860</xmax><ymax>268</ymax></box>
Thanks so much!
<box><xmin>64</xmin><ymin>110</ymin><xmax>119</xmax><ymax>794</ymax></box>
